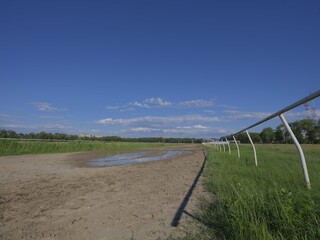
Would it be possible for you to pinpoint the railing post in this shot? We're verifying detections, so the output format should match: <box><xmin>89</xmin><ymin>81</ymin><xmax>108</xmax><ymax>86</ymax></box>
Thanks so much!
<box><xmin>220</xmin><ymin>138</ymin><xmax>226</xmax><ymax>152</ymax></box>
<box><xmin>246</xmin><ymin>130</ymin><xmax>258</xmax><ymax>166</ymax></box>
<box><xmin>233</xmin><ymin>135</ymin><xmax>240</xmax><ymax>159</ymax></box>
<box><xmin>225</xmin><ymin>138</ymin><xmax>231</xmax><ymax>155</ymax></box>
<box><xmin>221</xmin><ymin>140</ymin><xmax>226</xmax><ymax>152</ymax></box>
<box><xmin>279</xmin><ymin>113</ymin><xmax>311</xmax><ymax>189</ymax></box>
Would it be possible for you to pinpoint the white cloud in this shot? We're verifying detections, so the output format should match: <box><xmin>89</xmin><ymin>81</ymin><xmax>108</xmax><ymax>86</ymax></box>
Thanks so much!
<box><xmin>130</xmin><ymin>127</ymin><xmax>160</xmax><ymax>133</ymax></box>
<box><xmin>106</xmin><ymin>105</ymin><xmax>135</xmax><ymax>112</ymax></box>
<box><xmin>176</xmin><ymin>124</ymin><xmax>209</xmax><ymax>129</ymax></box>
<box><xmin>145</xmin><ymin>97</ymin><xmax>172</xmax><ymax>107</ymax></box>
<box><xmin>96</xmin><ymin>115</ymin><xmax>221</xmax><ymax>127</ymax></box>
<box><xmin>0</xmin><ymin>114</ymin><xmax>28</xmax><ymax>129</ymax></box>
<box><xmin>223</xmin><ymin>109</ymin><xmax>320</xmax><ymax>123</ymax></box>
<box><xmin>281</xmin><ymin>109</ymin><xmax>320</xmax><ymax>121</ymax></box>
<box><xmin>32</xmin><ymin>102</ymin><xmax>64</xmax><ymax>112</ymax></box>
<box><xmin>0</xmin><ymin>124</ymin><xmax>36</xmax><ymax>130</ymax></box>
<box><xmin>129</xmin><ymin>101</ymin><xmax>151</xmax><ymax>108</ymax></box>
<box><xmin>0</xmin><ymin>113</ymin><xmax>11</xmax><ymax>121</ymax></box>
<box><xmin>223</xmin><ymin>110</ymin><xmax>271</xmax><ymax>120</ymax></box>
<box><xmin>176</xmin><ymin>126</ymin><xmax>192</xmax><ymax>129</ymax></box>
<box><xmin>120</xmin><ymin>125</ymin><xmax>230</xmax><ymax>138</ymax></box>
<box><xmin>178</xmin><ymin>99</ymin><xmax>215</xmax><ymax>108</ymax></box>
<box><xmin>79</xmin><ymin>129</ymin><xmax>99</xmax><ymax>133</ymax></box>
<box><xmin>96</xmin><ymin>118</ymin><xmax>114</xmax><ymax>125</ymax></box>
<box><xmin>120</xmin><ymin>107</ymin><xmax>135</xmax><ymax>112</ymax></box>
<box><xmin>128</xmin><ymin>97</ymin><xmax>172</xmax><ymax>108</ymax></box>
<box><xmin>96</xmin><ymin>115</ymin><xmax>227</xmax><ymax>138</ymax></box>
<box><xmin>43</xmin><ymin>123</ymin><xmax>71</xmax><ymax>129</ymax></box>
<box><xmin>193</xmin><ymin>124</ymin><xmax>209</xmax><ymax>129</ymax></box>
<box><xmin>0</xmin><ymin>123</ymin><xmax>71</xmax><ymax>131</ymax></box>
<box><xmin>216</xmin><ymin>104</ymin><xmax>239</xmax><ymax>109</ymax></box>
<box><xmin>107</xmin><ymin>97</ymin><xmax>219</xmax><ymax>111</ymax></box>
<box><xmin>169</xmin><ymin>126</ymin><xmax>229</xmax><ymax>137</ymax></box>
<box><xmin>0</xmin><ymin>111</ymin><xmax>73</xmax><ymax>133</ymax></box>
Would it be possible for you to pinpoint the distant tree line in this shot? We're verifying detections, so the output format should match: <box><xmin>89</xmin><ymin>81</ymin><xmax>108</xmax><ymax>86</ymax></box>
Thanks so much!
<box><xmin>223</xmin><ymin>119</ymin><xmax>320</xmax><ymax>144</ymax></box>
<box><xmin>0</xmin><ymin>130</ymin><xmax>203</xmax><ymax>144</ymax></box>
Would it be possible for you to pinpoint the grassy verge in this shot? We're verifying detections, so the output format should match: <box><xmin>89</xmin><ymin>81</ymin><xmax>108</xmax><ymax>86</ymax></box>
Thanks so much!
<box><xmin>0</xmin><ymin>139</ymin><xmax>172</xmax><ymax>156</ymax></box>
<box><xmin>181</xmin><ymin>144</ymin><xmax>320</xmax><ymax>240</ymax></box>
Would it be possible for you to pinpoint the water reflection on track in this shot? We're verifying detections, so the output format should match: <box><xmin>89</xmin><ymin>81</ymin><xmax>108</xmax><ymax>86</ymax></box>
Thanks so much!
<box><xmin>90</xmin><ymin>150</ymin><xmax>192</xmax><ymax>167</ymax></box>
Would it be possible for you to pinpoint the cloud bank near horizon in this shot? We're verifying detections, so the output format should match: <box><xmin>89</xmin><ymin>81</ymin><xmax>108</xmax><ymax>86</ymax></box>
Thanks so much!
<box><xmin>1</xmin><ymin>97</ymin><xmax>317</xmax><ymax>138</ymax></box>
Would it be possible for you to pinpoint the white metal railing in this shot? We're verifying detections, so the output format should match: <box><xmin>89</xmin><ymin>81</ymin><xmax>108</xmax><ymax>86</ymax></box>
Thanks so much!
<box><xmin>223</xmin><ymin>90</ymin><xmax>320</xmax><ymax>189</ymax></box>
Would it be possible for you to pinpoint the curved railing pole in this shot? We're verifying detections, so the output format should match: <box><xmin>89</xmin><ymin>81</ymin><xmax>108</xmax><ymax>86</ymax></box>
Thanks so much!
<box><xmin>227</xmin><ymin>92</ymin><xmax>319</xmax><ymax>189</ymax></box>
<box><xmin>222</xmin><ymin>140</ymin><xmax>226</xmax><ymax>152</ymax></box>
<box><xmin>246</xmin><ymin>130</ymin><xmax>258</xmax><ymax>166</ymax></box>
<box><xmin>225</xmin><ymin>138</ymin><xmax>231</xmax><ymax>155</ymax></box>
<box><xmin>233</xmin><ymin>135</ymin><xmax>240</xmax><ymax>159</ymax></box>
<box><xmin>279</xmin><ymin>114</ymin><xmax>311</xmax><ymax>189</ymax></box>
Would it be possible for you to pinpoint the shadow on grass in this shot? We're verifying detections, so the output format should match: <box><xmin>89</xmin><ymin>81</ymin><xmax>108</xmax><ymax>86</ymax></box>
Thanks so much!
<box><xmin>182</xmin><ymin>210</ymin><xmax>211</xmax><ymax>228</ymax></box>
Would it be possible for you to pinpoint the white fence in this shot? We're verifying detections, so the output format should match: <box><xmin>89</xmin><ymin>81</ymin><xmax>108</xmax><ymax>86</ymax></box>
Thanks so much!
<box><xmin>220</xmin><ymin>90</ymin><xmax>320</xmax><ymax>189</ymax></box>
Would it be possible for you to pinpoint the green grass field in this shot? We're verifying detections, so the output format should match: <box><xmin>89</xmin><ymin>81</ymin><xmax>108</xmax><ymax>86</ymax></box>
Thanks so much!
<box><xmin>186</xmin><ymin>144</ymin><xmax>320</xmax><ymax>240</ymax></box>
<box><xmin>0</xmin><ymin>139</ymin><xmax>171</xmax><ymax>156</ymax></box>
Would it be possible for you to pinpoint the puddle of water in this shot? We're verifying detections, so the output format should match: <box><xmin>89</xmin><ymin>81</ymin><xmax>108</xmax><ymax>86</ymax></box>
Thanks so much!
<box><xmin>90</xmin><ymin>150</ymin><xmax>192</xmax><ymax>167</ymax></box>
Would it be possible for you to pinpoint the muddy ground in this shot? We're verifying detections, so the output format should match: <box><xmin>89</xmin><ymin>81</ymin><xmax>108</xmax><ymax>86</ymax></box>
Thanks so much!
<box><xmin>0</xmin><ymin>144</ymin><xmax>207</xmax><ymax>240</ymax></box>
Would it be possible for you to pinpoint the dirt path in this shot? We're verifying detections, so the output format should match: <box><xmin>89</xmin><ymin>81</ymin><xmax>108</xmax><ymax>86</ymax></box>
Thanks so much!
<box><xmin>0</xmin><ymin>145</ymin><xmax>206</xmax><ymax>240</ymax></box>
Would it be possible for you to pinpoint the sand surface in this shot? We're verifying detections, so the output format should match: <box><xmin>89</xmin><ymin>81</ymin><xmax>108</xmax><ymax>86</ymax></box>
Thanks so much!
<box><xmin>0</xmin><ymin>145</ymin><xmax>206</xmax><ymax>240</ymax></box>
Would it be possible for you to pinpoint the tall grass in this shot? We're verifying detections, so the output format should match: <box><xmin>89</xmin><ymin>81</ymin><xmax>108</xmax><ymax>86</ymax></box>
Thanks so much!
<box><xmin>184</xmin><ymin>144</ymin><xmax>320</xmax><ymax>240</ymax></box>
<box><xmin>0</xmin><ymin>139</ymin><xmax>170</xmax><ymax>156</ymax></box>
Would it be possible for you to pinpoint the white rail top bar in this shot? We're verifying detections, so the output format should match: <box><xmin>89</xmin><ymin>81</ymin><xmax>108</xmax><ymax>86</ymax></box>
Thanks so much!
<box><xmin>234</xmin><ymin>90</ymin><xmax>320</xmax><ymax>135</ymax></box>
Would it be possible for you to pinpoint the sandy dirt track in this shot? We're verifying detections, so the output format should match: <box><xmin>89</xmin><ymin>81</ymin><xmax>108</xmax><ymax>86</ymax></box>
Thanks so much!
<box><xmin>0</xmin><ymin>145</ymin><xmax>206</xmax><ymax>240</ymax></box>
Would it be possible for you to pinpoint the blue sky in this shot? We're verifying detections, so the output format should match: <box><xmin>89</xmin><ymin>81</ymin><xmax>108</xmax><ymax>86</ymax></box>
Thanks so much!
<box><xmin>1</xmin><ymin>0</ymin><xmax>319</xmax><ymax>138</ymax></box>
